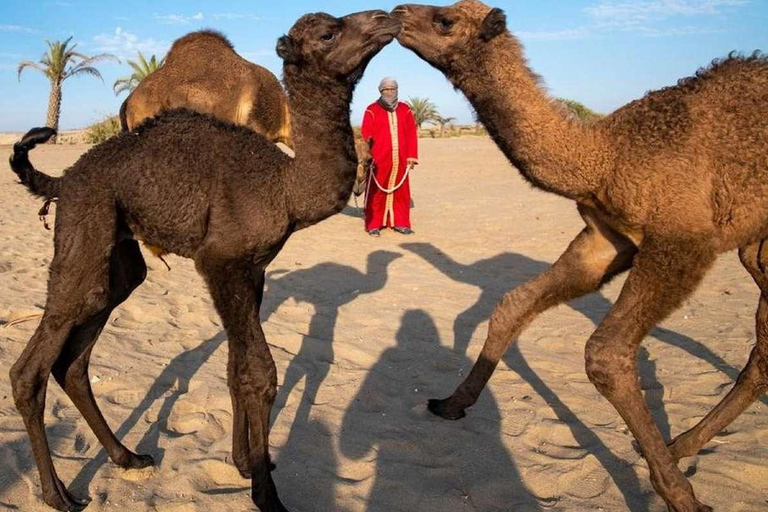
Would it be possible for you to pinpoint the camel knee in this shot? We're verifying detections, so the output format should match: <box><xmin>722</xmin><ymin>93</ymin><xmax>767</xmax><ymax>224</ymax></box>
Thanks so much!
<box><xmin>585</xmin><ymin>334</ymin><xmax>637</xmax><ymax>399</ymax></box>
<box><xmin>10</xmin><ymin>362</ymin><xmax>46</xmax><ymax>415</ymax></box>
<box><xmin>740</xmin><ymin>347</ymin><xmax>768</xmax><ymax>390</ymax></box>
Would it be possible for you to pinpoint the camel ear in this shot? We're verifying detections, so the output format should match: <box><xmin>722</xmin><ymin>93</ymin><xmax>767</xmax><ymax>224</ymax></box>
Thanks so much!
<box><xmin>276</xmin><ymin>36</ymin><xmax>300</xmax><ymax>64</ymax></box>
<box><xmin>479</xmin><ymin>8</ymin><xmax>507</xmax><ymax>41</ymax></box>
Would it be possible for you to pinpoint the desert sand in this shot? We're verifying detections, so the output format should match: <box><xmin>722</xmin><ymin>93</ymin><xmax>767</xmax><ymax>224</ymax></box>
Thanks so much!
<box><xmin>1</xmin><ymin>137</ymin><xmax>766</xmax><ymax>511</ymax></box>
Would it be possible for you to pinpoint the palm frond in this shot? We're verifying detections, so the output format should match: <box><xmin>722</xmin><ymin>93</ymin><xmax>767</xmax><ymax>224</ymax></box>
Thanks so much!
<box><xmin>17</xmin><ymin>60</ymin><xmax>45</xmax><ymax>81</ymax></box>
<box><xmin>67</xmin><ymin>66</ymin><xmax>104</xmax><ymax>82</ymax></box>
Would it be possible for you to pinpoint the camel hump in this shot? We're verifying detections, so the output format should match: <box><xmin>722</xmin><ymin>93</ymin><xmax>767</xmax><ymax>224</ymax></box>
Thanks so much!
<box><xmin>169</xmin><ymin>30</ymin><xmax>233</xmax><ymax>50</ymax></box>
<box><xmin>165</xmin><ymin>30</ymin><xmax>235</xmax><ymax>64</ymax></box>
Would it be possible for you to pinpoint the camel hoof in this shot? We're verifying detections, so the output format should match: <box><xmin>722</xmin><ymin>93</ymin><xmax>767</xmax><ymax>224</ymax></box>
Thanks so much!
<box><xmin>45</xmin><ymin>479</ymin><xmax>91</xmax><ymax>511</ymax></box>
<box><xmin>117</xmin><ymin>452</ymin><xmax>155</xmax><ymax>469</ymax></box>
<box><xmin>427</xmin><ymin>398</ymin><xmax>466</xmax><ymax>420</ymax></box>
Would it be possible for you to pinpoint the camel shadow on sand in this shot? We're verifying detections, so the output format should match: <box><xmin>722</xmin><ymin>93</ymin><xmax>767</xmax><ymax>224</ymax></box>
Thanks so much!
<box><xmin>401</xmin><ymin>241</ymin><xmax>763</xmax><ymax>512</ymax></box>
<box><xmin>1</xmin><ymin>252</ymin><xmax>400</xmax><ymax>510</ymax></box>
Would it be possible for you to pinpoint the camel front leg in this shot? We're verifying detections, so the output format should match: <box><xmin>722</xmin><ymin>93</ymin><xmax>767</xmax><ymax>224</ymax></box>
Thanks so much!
<box><xmin>585</xmin><ymin>236</ymin><xmax>716</xmax><ymax>512</ymax></box>
<box><xmin>430</xmin><ymin>209</ymin><xmax>637</xmax><ymax>419</ymax></box>
<box><xmin>201</xmin><ymin>259</ymin><xmax>287</xmax><ymax>512</ymax></box>
<box><xmin>668</xmin><ymin>242</ymin><xmax>768</xmax><ymax>461</ymax></box>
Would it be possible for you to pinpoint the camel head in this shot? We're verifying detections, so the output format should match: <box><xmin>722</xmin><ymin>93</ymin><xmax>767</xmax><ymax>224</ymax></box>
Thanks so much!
<box><xmin>353</xmin><ymin>137</ymin><xmax>374</xmax><ymax>196</ymax></box>
<box><xmin>277</xmin><ymin>10</ymin><xmax>400</xmax><ymax>86</ymax></box>
<box><xmin>391</xmin><ymin>0</ymin><xmax>508</xmax><ymax>76</ymax></box>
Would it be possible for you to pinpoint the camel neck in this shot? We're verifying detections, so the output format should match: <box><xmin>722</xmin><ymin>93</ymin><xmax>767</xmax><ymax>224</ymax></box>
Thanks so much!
<box><xmin>453</xmin><ymin>35</ymin><xmax>609</xmax><ymax>200</ymax></box>
<box><xmin>283</xmin><ymin>72</ymin><xmax>358</xmax><ymax>229</ymax></box>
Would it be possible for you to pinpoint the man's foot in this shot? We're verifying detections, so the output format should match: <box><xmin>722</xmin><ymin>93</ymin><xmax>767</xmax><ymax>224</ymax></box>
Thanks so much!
<box><xmin>393</xmin><ymin>227</ymin><xmax>414</xmax><ymax>235</ymax></box>
<box><xmin>368</xmin><ymin>229</ymin><xmax>381</xmax><ymax>237</ymax></box>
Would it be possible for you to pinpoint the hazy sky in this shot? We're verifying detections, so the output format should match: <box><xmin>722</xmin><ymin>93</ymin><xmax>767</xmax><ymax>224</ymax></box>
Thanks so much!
<box><xmin>0</xmin><ymin>0</ymin><xmax>765</xmax><ymax>131</ymax></box>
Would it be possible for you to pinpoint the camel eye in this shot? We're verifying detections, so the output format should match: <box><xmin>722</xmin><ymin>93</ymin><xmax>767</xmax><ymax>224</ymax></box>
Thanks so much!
<box><xmin>435</xmin><ymin>16</ymin><xmax>455</xmax><ymax>31</ymax></box>
<box><xmin>320</xmin><ymin>33</ymin><xmax>335</xmax><ymax>42</ymax></box>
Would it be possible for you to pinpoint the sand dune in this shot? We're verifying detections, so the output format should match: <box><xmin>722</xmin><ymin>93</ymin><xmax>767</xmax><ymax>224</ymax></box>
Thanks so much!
<box><xmin>1</xmin><ymin>138</ymin><xmax>766</xmax><ymax>511</ymax></box>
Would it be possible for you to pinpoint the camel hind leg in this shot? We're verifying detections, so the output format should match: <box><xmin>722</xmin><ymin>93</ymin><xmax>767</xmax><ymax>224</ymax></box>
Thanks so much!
<box><xmin>585</xmin><ymin>236</ymin><xmax>717</xmax><ymax>511</ymax></box>
<box><xmin>668</xmin><ymin>241</ymin><xmax>768</xmax><ymax>461</ymax></box>
<box><xmin>10</xmin><ymin>194</ymin><xmax>118</xmax><ymax>511</ymax></box>
<box><xmin>50</xmin><ymin>235</ymin><xmax>154</xmax><ymax>470</ymax></box>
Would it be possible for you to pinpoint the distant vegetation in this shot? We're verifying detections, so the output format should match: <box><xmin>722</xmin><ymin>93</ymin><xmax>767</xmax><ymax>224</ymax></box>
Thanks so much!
<box><xmin>557</xmin><ymin>98</ymin><xmax>605</xmax><ymax>122</ymax></box>
<box><xmin>84</xmin><ymin>115</ymin><xmax>121</xmax><ymax>143</ymax></box>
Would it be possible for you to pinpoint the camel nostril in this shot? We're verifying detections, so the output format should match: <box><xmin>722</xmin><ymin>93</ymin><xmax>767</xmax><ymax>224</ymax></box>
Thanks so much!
<box><xmin>371</xmin><ymin>11</ymin><xmax>390</xmax><ymax>21</ymax></box>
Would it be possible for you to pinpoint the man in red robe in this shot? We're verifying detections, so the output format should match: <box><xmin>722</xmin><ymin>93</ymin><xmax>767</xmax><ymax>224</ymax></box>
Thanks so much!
<box><xmin>362</xmin><ymin>77</ymin><xmax>419</xmax><ymax>236</ymax></box>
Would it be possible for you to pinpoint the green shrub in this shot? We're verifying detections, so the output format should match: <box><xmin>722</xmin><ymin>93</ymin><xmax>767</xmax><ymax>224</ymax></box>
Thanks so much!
<box><xmin>557</xmin><ymin>99</ymin><xmax>604</xmax><ymax>123</ymax></box>
<box><xmin>85</xmin><ymin>115</ymin><xmax>121</xmax><ymax>144</ymax></box>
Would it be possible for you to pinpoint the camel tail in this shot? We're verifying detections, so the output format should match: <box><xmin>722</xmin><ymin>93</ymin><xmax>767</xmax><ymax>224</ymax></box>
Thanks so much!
<box><xmin>119</xmin><ymin>99</ymin><xmax>130</xmax><ymax>132</ymax></box>
<box><xmin>10</xmin><ymin>127</ymin><xmax>61</xmax><ymax>199</ymax></box>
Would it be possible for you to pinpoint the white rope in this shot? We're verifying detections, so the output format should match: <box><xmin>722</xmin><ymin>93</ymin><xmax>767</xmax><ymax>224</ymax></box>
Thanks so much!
<box><xmin>370</xmin><ymin>164</ymin><xmax>412</xmax><ymax>194</ymax></box>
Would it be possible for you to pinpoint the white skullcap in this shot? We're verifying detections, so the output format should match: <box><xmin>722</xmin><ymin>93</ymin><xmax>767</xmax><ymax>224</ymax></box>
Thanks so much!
<box><xmin>378</xmin><ymin>77</ymin><xmax>398</xmax><ymax>91</ymax></box>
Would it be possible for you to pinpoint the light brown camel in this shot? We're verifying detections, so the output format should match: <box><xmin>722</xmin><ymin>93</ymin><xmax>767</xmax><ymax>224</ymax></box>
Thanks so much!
<box><xmin>393</xmin><ymin>1</ymin><xmax>768</xmax><ymax>511</ymax></box>
<box><xmin>120</xmin><ymin>30</ymin><xmax>293</xmax><ymax>149</ymax></box>
<box><xmin>353</xmin><ymin>136</ymin><xmax>374</xmax><ymax>196</ymax></box>
<box><xmin>8</xmin><ymin>10</ymin><xmax>399</xmax><ymax>512</ymax></box>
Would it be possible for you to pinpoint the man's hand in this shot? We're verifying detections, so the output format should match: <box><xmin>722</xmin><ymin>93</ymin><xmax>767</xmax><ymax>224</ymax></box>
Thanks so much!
<box><xmin>407</xmin><ymin>158</ymin><xmax>418</xmax><ymax>168</ymax></box>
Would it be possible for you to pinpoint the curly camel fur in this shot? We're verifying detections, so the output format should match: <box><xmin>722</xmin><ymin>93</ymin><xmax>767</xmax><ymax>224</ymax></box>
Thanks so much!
<box><xmin>120</xmin><ymin>30</ymin><xmax>294</xmax><ymax>149</ymax></box>
<box><xmin>393</xmin><ymin>1</ymin><xmax>768</xmax><ymax>510</ymax></box>
<box><xmin>8</xmin><ymin>10</ymin><xmax>399</xmax><ymax>512</ymax></box>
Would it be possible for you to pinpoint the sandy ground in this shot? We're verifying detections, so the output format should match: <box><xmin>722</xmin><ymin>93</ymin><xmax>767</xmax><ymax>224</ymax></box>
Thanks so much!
<box><xmin>0</xmin><ymin>137</ymin><xmax>766</xmax><ymax>512</ymax></box>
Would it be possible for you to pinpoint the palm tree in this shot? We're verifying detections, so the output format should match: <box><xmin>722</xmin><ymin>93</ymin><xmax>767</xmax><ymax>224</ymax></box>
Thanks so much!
<box><xmin>113</xmin><ymin>52</ymin><xmax>165</xmax><ymax>96</ymax></box>
<box><xmin>405</xmin><ymin>97</ymin><xmax>440</xmax><ymax>129</ymax></box>
<box><xmin>434</xmin><ymin>114</ymin><xmax>456</xmax><ymax>137</ymax></box>
<box><xmin>18</xmin><ymin>37</ymin><xmax>118</xmax><ymax>142</ymax></box>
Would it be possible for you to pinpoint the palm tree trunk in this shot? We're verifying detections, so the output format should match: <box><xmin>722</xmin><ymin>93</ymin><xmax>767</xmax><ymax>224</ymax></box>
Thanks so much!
<box><xmin>45</xmin><ymin>80</ymin><xmax>62</xmax><ymax>143</ymax></box>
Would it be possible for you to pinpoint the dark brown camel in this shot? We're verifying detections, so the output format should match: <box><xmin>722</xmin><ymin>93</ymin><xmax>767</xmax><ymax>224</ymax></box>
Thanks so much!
<box><xmin>120</xmin><ymin>30</ymin><xmax>293</xmax><ymax>149</ymax></box>
<box><xmin>393</xmin><ymin>1</ymin><xmax>768</xmax><ymax>511</ymax></box>
<box><xmin>8</xmin><ymin>10</ymin><xmax>399</xmax><ymax>512</ymax></box>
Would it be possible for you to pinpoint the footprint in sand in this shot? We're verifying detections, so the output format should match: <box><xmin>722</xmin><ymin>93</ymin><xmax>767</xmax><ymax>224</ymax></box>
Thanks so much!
<box><xmin>525</xmin><ymin>419</ymin><xmax>591</xmax><ymax>460</ymax></box>
<box><xmin>52</xmin><ymin>400</ymin><xmax>80</xmax><ymax>422</ymax></box>
<box><xmin>559</xmin><ymin>455</ymin><xmax>610</xmax><ymax>500</ymax></box>
<box><xmin>166</xmin><ymin>402</ymin><xmax>227</xmax><ymax>445</ymax></box>
<box><xmin>499</xmin><ymin>405</ymin><xmax>536</xmax><ymax>437</ymax></box>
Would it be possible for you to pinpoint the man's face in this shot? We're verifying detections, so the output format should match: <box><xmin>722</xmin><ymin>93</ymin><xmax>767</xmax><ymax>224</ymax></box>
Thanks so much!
<box><xmin>381</xmin><ymin>86</ymin><xmax>398</xmax><ymax>102</ymax></box>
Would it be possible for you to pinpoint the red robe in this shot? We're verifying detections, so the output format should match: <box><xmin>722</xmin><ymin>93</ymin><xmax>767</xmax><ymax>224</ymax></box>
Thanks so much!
<box><xmin>361</xmin><ymin>101</ymin><xmax>418</xmax><ymax>231</ymax></box>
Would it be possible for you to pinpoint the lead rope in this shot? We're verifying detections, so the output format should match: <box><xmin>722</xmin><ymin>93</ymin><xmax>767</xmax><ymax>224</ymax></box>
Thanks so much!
<box><xmin>370</xmin><ymin>164</ymin><xmax>412</xmax><ymax>194</ymax></box>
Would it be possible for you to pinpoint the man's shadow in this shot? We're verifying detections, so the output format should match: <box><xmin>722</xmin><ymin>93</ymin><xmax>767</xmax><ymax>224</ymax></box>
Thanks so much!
<box><xmin>263</xmin><ymin>250</ymin><xmax>402</xmax><ymax>430</ymax></box>
<box><xmin>402</xmin><ymin>242</ymin><xmax>755</xmax><ymax>511</ymax></box>
<box><xmin>340</xmin><ymin>309</ymin><xmax>544</xmax><ymax>512</ymax></box>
